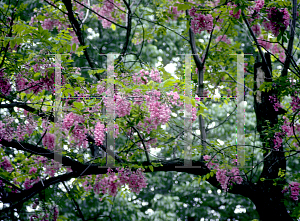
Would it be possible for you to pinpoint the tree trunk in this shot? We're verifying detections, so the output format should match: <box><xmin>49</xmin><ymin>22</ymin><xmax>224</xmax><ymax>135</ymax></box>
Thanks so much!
<box><xmin>251</xmin><ymin>53</ymin><xmax>293</xmax><ymax>220</ymax></box>
<box><xmin>249</xmin><ymin>184</ymin><xmax>293</xmax><ymax>221</ymax></box>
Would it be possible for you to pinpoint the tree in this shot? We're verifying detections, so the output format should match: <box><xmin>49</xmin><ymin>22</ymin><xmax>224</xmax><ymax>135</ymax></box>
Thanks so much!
<box><xmin>0</xmin><ymin>0</ymin><xmax>300</xmax><ymax>220</ymax></box>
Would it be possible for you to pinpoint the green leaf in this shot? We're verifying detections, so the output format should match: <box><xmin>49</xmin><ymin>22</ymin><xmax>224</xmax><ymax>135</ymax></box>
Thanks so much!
<box><xmin>111</xmin><ymin>24</ymin><xmax>116</xmax><ymax>31</ymax></box>
<box><xmin>10</xmin><ymin>39</ymin><xmax>16</xmax><ymax>49</ymax></box>
<box><xmin>206</xmin><ymin>173</ymin><xmax>210</xmax><ymax>179</ymax></box>
<box><xmin>66</xmin><ymin>44</ymin><xmax>71</xmax><ymax>52</ymax></box>
<box><xmin>282</xmin><ymin>35</ymin><xmax>287</xmax><ymax>43</ymax></box>
<box><xmin>174</xmin><ymin>3</ymin><xmax>192</xmax><ymax>11</ymax></box>
<box><xmin>33</xmin><ymin>72</ymin><xmax>40</xmax><ymax>81</ymax></box>
<box><xmin>191</xmin><ymin>98</ymin><xmax>195</xmax><ymax>107</ymax></box>
<box><xmin>233</xmin><ymin>6</ymin><xmax>240</xmax><ymax>14</ymax></box>
<box><xmin>161</xmin><ymin>78</ymin><xmax>176</xmax><ymax>88</ymax></box>
<box><xmin>149</xmin><ymin>165</ymin><xmax>154</xmax><ymax>172</ymax></box>
<box><xmin>277</xmin><ymin>33</ymin><xmax>282</xmax><ymax>41</ymax></box>
<box><xmin>72</xmin><ymin>43</ymin><xmax>77</xmax><ymax>51</ymax></box>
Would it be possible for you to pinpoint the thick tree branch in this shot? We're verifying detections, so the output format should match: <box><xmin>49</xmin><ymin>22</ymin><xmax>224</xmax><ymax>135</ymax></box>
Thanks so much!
<box><xmin>241</xmin><ymin>10</ymin><xmax>272</xmax><ymax>79</ymax></box>
<box><xmin>0</xmin><ymin>157</ymin><xmax>253</xmax><ymax>214</ymax></box>
<box><xmin>185</xmin><ymin>2</ymin><xmax>207</xmax><ymax>155</ymax></box>
<box><xmin>62</xmin><ymin>0</ymin><xmax>95</xmax><ymax>71</ymax></box>
<box><xmin>0</xmin><ymin>102</ymin><xmax>54</xmax><ymax>121</ymax></box>
<box><xmin>115</xmin><ymin>0</ymin><xmax>132</xmax><ymax>66</ymax></box>
<box><xmin>43</xmin><ymin>0</ymin><xmax>68</xmax><ymax>15</ymax></box>
<box><xmin>282</xmin><ymin>0</ymin><xmax>297</xmax><ymax>77</ymax></box>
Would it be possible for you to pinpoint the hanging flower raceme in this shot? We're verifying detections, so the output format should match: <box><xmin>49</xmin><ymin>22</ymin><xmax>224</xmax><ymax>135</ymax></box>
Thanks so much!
<box><xmin>263</xmin><ymin>7</ymin><xmax>290</xmax><ymax>36</ymax></box>
<box><xmin>42</xmin><ymin>133</ymin><xmax>56</xmax><ymax>150</ymax></box>
<box><xmin>0</xmin><ymin>70</ymin><xmax>11</xmax><ymax>96</ymax></box>
<box><xmin>203</xmin><ymin>155</ymin><xmax>243</xmax><ymax>192</ymax></box>
<box><xmin>216</xmin><ymin>35</ymin><xmax>231</xmax><ymax>44</ymax></box>
<box><xmin>91</xmin><ymin>168</ymin><xmax>148</xmax><ymax>199</ymax></box>
<box><xmin>228</xmin><ymin>3</ymin><xmax>241</xmax><ymax>19</ymax></box>
<box><xmin>94</xmin><ymin>121</ymin><xmax>105</xmax><ymax>146</ymax></box>
<box><xmin>251</xmin><ymin>24</ymin><xmax>261</xmax><ymax>36</ymax></box>
<box><xmin>190</xmin><ymin>7</ymin><xmax>214</xmax><ymax>34</ymax></box>
<box><xmin>282</xmin><ymin>182</ymin><xmax>300</xmax><ymax>201</ymax></box>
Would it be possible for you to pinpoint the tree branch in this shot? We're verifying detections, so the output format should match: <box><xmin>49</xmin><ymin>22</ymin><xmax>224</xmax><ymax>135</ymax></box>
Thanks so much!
<box><xmin>282</xmin><ymin>0</ymin><xmax>297</xmax><ymax>77</ymax></box>
<box><xmin>62</xmin><ymin>181</ymin><xmax>86</xmax><ymax>221</ymax></box>
<box><xmin>241</xmin><ymin>10</ymin><xmax>272</xmax><ymax>79</ymax></box>
<box><xmin>72</xmin><ymin>0</ymin><xmax>126</xmax><ymax>29</ymax></box>
<box><xmin>62</xmin><ymin>0</ymin><xmax>95</xmax><ymax>71</ymax></box>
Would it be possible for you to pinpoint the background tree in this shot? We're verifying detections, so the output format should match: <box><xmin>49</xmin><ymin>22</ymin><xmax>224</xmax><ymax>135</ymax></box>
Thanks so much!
<box><xmin>0</xmin><ymin>0</ymin><xmax>300</xmax><ymax>220</ymax></box>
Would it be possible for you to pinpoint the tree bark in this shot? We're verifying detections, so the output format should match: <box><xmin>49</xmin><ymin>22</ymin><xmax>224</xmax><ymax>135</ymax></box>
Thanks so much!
<box><xmin>249</xmin><ymin>184</ymin><xmax>293</xmax><ymax>221</ymax></box>
<box><xmin>251</xmin><ymin>52</ymin><xmax>291</xmax><ymax>220</ymax></box>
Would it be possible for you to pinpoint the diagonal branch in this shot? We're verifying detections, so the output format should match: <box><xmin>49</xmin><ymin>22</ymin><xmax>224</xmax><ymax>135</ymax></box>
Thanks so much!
<box><xmin>281</xmin><ymin>0</ymin><xmax>297</xmax><ymax>77</ymax></box>
<box><xmin>131</xmin><ymin>126</ymin><xmax>151</xmax><ymax>164</ymax></box>
<box><xmin>241</xmin><ymin>10</ymin><xmax>272</xmax><ymax>79</ymax></box>
<box><xmin>62</xmin><ymin>0</ymin><xmax>95</xmax><ymax>71</ymax></box>
<box><xmin>62</xmin><ymin>181</ymin><xmax>86</xmax><ymax>221</ymax></box>
<box><xmin>72</xmin><ymin>0</ymin><xmax>126</xmax><ymax>29</ymax></box>
<box><xmin>115</xmin><ymin>0</ymin><xmax>132</xmax><ymax>65</ymax></box>
<box><xmin>185</xmin><ymin>0</ymin><xmax>208</xmax><ymax>156</ymax></box>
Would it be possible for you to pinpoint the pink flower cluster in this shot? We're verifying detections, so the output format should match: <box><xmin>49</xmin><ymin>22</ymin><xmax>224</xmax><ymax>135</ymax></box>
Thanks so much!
<box><xmin>264</xmin><ymin>7</ymin><xmax>290</xmax><ymax>36</ymax></box>
<box><xmin>97</xmin><ymin>80</ymin><xmax>106</xmax><ymax>94</ymax></box>
<box><xmin>251</xmin><ymin>24</ymin><xmax>261</xmax><ymax>36</ymax></box>
<box><xmin>114</xmin><ymin>94</ymin><xmax>132</xmax><ymax>117</ymax></box>
<box><xmin>269</xmin><ymin>95</ymin><xmax>283</xmax><ymax>111</ymax></box>
<box><xmin>53</xmin><ymin>206</ymin><xmax>59</xmax><ymax>221</ymax></box>
<box><xmin>228</xmin><ymin>3</ymin><xmax>241</xmax><ymax>19</ymax></box>
<box><xmin>248</xmin><ymin>0</ymin><xmax>264</xmax><ymax>19</ymax></box>
<box><xmin>45</xmin><ymin>159</ymin><xmax>61</xmax><ymax>177</ymax></box>
<box><xmin>15</xmin><ymin>65</ymin><xmax>59</xmax><ymax>95</ymax></box>
<box><xmin>190</xmin><ymin>7</ymin><xmax>214</xmax><ymax>34</ymax></box>
<box><xmin>166</xmin><ymin>91</ymin><xmax>180</xmax><ymax>105</ymax></box>
<box><xmin>0</xmin><ymin>70</ymin><xmax>11</xmax><ymax>96</ymax></box>
<box><xmin>0</xmin><ymin>118</ymin><xmax>15</xmax><ymax>142</ymax></box>
<box><xmin>132</xmin><ymin>69</ymin><xmax>162</xmax><ymax>84</ymax></box>
<box><xmin>273</xmin><ymin>132</ymin><xmax>284</xmax><ymax>150</ymax></box>
<box><xmin>30</xmin><ymin>10</ymin><xmax>78</xmax><ymax>48</ymax></box>
<box><xmin>91</xmin><ymin>168</ymin><xmax>147</xmax><ymax>198</ymax></box>
<box><xmin>24</xmin><ymin>177</ymin><xmax>40</xmax><ymax>190</ymax></box>
<box><xmin>29</xmin><ymin>167</ymin><xmax>38</xmax><ymax>174</ymax></box>
<box><xmin>253</xmin><ymin>0</ymin><xmax>264</xmax><ymax>13</ymax></box>
<box><xmin>13</xmin><ymin>113</ymin><xmax>37</xmax><ymax>142</ymax></box>
<box><xmin>271</xmin><ymin>43</ymin><xmax>280</xmax><ymax>54</ymax></box>
<box><xmin>203</xmin><ymin>155</ymin><xmax>243</xmax><ymax>192</ymax></box>
<box><xmin>216</xmin><ymin>35</ymin><xmax>231</xmax><ymax>44</ymax></box>
<box><xmin>281</xmin><ymin>118</ymin><xmax>293</xmax><ymax>137</ymax></box>
<box><xmin>62</xmin><ymin>112</ymin><xmax>88</xmax><ymax>148</ymax></box>
<box><xmin>40</xmin><ymin>18</ymin><xmax>62</xmax><ymax>31</ymax></box>
<box><xmin>257</xmin><ymin>37</ymin><xmax>271</xmax><ymax>50</ymax></box>
<box><xmin>0</xmin><ymin>156</ymin><xmax>13</xmax><ymax>172</ymax></box>
<box><xmin>169</xmin><ymin>5</ymin><xmax>182</xmax><ymax>20</ymax></box>
<box><xmin>149</xmin><ymin>69</ymin><xmax>162</xmax><ymax>83</ymax></box>
<box><xmin>291</xmin><ymin>96</ymin><xmax>300</xmax><ymax>112</ymax></box>
<box><xmin>282</xmin><ymin>182</ymin><xmax>300</xmax><ymax>201</ymax></box>
<box><xmin>273</xmin><ymin>112</ymin><xmax>300</xmax><ymax>150</ymax></box>
<box><xmin>42</xmin><ymin>133</ymin><xmax>56</xmax><ymax>150</ymax></box>
<box><xmin>94</xmin><ymin>122</ymin><xmax>105</xmax><ymax>146</ymax></box>
<box><xmin>91</xmin><ymin>0</ymin><xmax>126</xmax><ymax>28</ymax></box>
<box><xmin>33</xmin><ymin>156</ymin><xmax>48</xmax><ymax>165</ymax></box>
<box><xmin>141</xmin><ymin>89</ymin><xmax>172</xmax><ymax>134</ymax></box>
